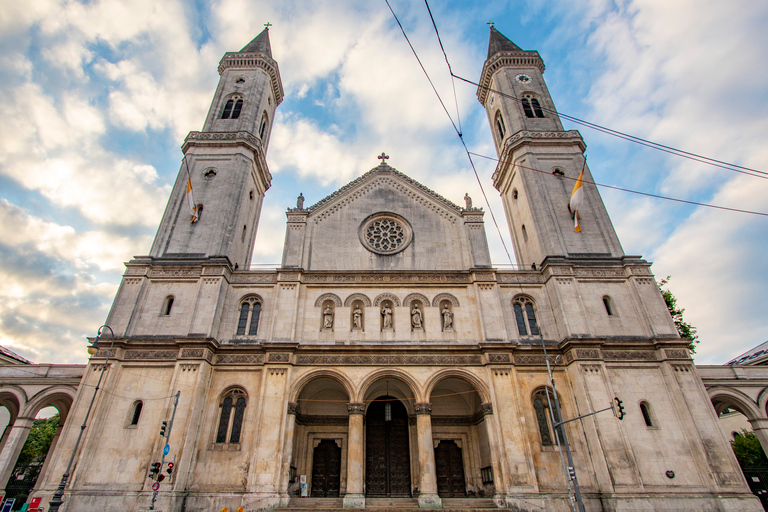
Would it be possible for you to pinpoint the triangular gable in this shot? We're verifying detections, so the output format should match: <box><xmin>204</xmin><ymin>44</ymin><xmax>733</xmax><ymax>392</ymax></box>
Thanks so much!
<box><xmin>307</xmin><ymin>162</ymin><xmax>463</xmax><ymax>223</ymax></box>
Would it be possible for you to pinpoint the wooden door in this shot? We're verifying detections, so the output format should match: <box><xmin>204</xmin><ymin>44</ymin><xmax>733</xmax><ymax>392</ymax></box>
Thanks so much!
<box><xmin>435</xmin><ymin>440</ymin><xmax>466</xmax><ymax>497</ymax></box>
<box><xmin>365</xmin><ymin>397</ymin><xmax>411</xmax><ymax>497</ymax></box>
<box><xmin>311</xmin><ymin>439</ymin><xmax>341</xmax><ymax>497</ymax></box>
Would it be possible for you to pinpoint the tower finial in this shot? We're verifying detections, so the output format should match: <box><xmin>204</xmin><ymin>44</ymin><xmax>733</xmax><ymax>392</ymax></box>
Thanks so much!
<box><xmin>487</xmin><ymin>21</ymin><xmax>495</xmax><ymax>27</ymax></box>
<box><xmin>264</xmin><ymin>22</ymin><xmax>272</xmax><ymax>29</ymax></box>
<box><xmin>377</xmin><ymin>152</ymin><xmax>390</xmax><ymax>165</ymax></box>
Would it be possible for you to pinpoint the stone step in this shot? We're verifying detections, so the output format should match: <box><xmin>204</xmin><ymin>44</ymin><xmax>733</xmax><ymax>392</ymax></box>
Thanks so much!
<box><xmin>440</xmin><ymin>498</ymin><xmax>499</xmax><ymax>509</ymax></box>
<box><xmin>277</xmin><ymin>496</ymin><xmax>501</xmax><ymax>511</ymax></box>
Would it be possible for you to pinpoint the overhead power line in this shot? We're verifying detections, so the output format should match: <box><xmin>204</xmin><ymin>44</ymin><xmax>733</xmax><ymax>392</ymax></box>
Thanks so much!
<box><xmin>468</xmin><ymin>152</ymin><xmax>768</xmax><ymax>217</ymax></box>
<box><xmin>384</xmin><ymin>0</ymin><xmax>515</xmax><ymax>265</ymax></box>
<box><xmin>450</xmin><ymin>76</ymin><xmax>768</xmax><ymax>181</ymax></box>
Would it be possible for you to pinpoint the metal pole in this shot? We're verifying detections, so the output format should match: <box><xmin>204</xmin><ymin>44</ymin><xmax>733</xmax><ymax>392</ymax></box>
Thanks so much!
<box><xmin>149</xmin><ymin>391</ymin><xmax>180</xmax><ymax>510</ymax></box>
<box><xmin>49</xmin><ymin>325</ymin><xmax>115</xmax><ymax>512</ymax></box>
<box><xmin>541</xmin><ymin>341</ymin><xmax>586</xmax><ymax>512</ymax></box>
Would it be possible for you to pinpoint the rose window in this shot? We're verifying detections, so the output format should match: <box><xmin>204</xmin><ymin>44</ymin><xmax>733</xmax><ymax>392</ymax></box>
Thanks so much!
<box><xmin>359</xmin><ymin>214</ymin><xmax>412</xmax><ymax>255</ymax></box>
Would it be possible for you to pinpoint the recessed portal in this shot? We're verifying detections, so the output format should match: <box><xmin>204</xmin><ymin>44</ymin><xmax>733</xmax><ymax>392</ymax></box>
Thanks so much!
<box><xmin>365</xmin><ymin>396</ymin><xmax>411</xmax><ymax>497</ymax></box>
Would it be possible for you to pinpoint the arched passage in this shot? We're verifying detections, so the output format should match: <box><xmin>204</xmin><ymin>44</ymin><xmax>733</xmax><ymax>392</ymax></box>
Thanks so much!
<box><xmin>293</xmin><ymin>374</ymin><xmax>351</xmax><ymax>498</ymax></box>
<box><xmin>362</xmin><ymin>376</ymin><xmax>416</xmax><ymax>498</ymax></box>
<box><xmin>709</xmin><ymin>388</ymin><xmax>768</xmax><ymax>459</ymax></box>
<box><xmin>428</xmin><ymin>374</ymin><xmax>490</xmax><ymax>498</ymax></box>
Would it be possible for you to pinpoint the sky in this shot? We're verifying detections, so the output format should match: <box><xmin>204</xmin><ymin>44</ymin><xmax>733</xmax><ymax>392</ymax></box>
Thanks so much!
<box><xmin>0</xmin><ymin>0</ymin><xmax>766</xmax><ymax>366</ymax></box>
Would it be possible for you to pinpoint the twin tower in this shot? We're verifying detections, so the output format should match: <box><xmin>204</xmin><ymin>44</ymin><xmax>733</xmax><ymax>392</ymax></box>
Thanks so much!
<box><xmin>150</xmin><ymin>27</ymin><xmax>622</xmax><ymax>271</ymax></box>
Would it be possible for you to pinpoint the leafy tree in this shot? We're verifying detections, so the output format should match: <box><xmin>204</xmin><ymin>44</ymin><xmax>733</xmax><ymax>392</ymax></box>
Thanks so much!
<box><xmin>659</xmin><ymin>276</ymin><xmax>699</xmax><ymax>353</ymax></box>
<box><xmin>17</xmin><ymin>413</ymin><xmax>59</xmax><ymax>464</ymax></box>
<box><xmin>731</xmin><ymin>429</ymin><xmax>768</xmax><ymax>468</ymax></box>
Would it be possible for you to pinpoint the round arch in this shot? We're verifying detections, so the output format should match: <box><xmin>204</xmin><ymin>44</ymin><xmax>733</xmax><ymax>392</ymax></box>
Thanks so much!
<box><xmin>357</xmin><ymin>369</ymin><xmax>422</xmax><ymax>407</ymax></box>
<box><xmin>707</xmin><ymin>387</ymin><xmax>762</xmax><ymax>420</ymax></box>
<box><xmin>22</xmin><ymin>386</ymin><xmax>77</xmax><ymax>424</ymax></box>
<box><xmin>290</xmin><ymin>369</ymin><xmax>355</xmax><ymax>403</ymax></box>
<box><xmin>0</xmin><ymin>386</ymin><xmax>27</xmax><ymax>420</ymax></box>
<box><xmin>755</xmin><ymin>387</ymin><xmax>768</xmax><ymax>417</ymax></box>
<box><xmin>423</xmin><ymin>369</ymin><xmax>490</xmax><ymax>404</ymax></box>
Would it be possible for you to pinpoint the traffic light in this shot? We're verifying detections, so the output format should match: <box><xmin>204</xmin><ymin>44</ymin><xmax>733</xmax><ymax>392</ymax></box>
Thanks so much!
<box><xmin>166</xmin><ymin>462</ymin><xmax>174</xmax><ymax>477</ymax></box>
<box><xmin>149</xmin><ymin>462</ymin><xmax>161</xmax><ymax>479</ymax></box>
<box><xmin>612</xmin><ymin>397</ymin><xmax>625</xmax><ymax>420</ymax></box>
<box><xmin>160</xmin><ymin>420</ymin><xmax>168</xmax><ymax>437</ymax></box>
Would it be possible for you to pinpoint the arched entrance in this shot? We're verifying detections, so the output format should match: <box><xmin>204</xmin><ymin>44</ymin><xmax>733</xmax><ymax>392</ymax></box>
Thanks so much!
<box><xmin>435</xmin><ymin>440</ymin><xmax>466</xmax><ymax>497</ymax></box>
<box><xmin>311</xmin><ymin>439</ymin><xmax>341</xmax><ymax>497</ymax></box>
<box><xmin>365</xmin><ymin>397</ymin><xmax>411</xmax><ymax>497</ymax></box>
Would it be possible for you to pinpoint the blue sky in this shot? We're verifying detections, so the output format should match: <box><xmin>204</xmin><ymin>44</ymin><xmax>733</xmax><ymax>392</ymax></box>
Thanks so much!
<box><xmin>0</xmin><ymin>0</ymin><xmax>766</xmax><ymax>365</ymax></box>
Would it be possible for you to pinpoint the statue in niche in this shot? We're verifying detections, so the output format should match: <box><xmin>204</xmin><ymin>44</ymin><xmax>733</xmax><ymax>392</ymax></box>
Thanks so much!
<box><xmin>296</xmin><ymin>193</ymin><xmax>305</xmax><ymax>209</ymax></box>
<box><xmin>411</xmin><ymin>304</ymin><xmax>423</xmax><ymax>329</ymax></box>
<box><xmin>442</xmin><ymin>304</ymin><xmax>453</xmax><ymax>330</ymax></box>
<box><xmin>381</xmin><ymin>303</ymin><xmax>393</xmax><ymax>329</ymax></box>
<box><xmin>352</xmin><ymin>305</ymin><xmax>363</xmax><ymax>330</ymax></box>
<box><xmin>464</xmin><ymin>193</ymin><xmax>472</xmax><ymax>209</ymax></box>
<box><xmin>323</xmin><ymin>305</ymin><xmax>334</xmax><ymax>329</ymax></box>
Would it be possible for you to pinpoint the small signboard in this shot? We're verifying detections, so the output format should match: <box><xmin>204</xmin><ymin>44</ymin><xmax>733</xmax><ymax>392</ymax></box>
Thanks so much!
<box><xmin>1</xmin><ymin>499</ymin><xmax>15</xmax><ymax>512</ymax></box>
<box><xmin>163</xmin><ymin>444</ymin><xmax>170</xmax><ymax>456</ymax></box>
<box><xmin>152</xmin><ymin>482</ymin><xmax>160</xmax><ymax>491</ymax></box>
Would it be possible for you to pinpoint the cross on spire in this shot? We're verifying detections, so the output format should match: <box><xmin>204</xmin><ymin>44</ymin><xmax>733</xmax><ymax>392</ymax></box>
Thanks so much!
<box><xmin>377</xmin><ymin>152</ymin><xmax>389</xmax><ymax>165</ymax></box>
<box><xmin>264</xmin><ymin>22</ymin><xmax>272</xmax><ymax>29</ymax></box>
<box><xmin>487</xmin><ymin>21</ymin><xmax>495</xmax><ymax>27</ymax></box>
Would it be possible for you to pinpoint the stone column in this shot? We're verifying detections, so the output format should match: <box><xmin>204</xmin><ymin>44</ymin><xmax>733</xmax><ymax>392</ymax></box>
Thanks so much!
<box><xmin>279</xmin><ymin>402</ymin><xmax>299</xmax><ymax>506</ymax></box>
<box><xmin>478</xmin><ymin>402</ymin><xmax>505</xmax><ymax>504</ymax></box>
<box><xmin>749</xmin><ymin>418</ymin><xmax>768</xmax><ymax>459</ymax></box>
<box><xmin>343</xmin><ymin>403</ymin><xmax>365</xmax><ymax>509</ymax></box>
<box><xmin>415</xmin><ymin>403</ymin><xmax>441</xmax><ymax>509</ymax></box>
<box><xmin>0</xmin><ymin>417</ymin><xmax>34</xmax><ymax>489</ymax></box>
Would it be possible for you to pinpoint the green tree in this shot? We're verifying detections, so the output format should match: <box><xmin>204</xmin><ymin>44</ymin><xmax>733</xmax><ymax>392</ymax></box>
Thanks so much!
<box><xmin>659</xmin><ymin>276</ymin><xmax>699</xmax><ymax>353</ymax></box>
<box><xmin>731</xmin><ymin>429</ymin><xmax>768</xmax><ymax>468</ymax></box>
<box><xmin>17</xmin><ymin>413</ymin><xmax>59</xmax><ymax>464</ymax></box>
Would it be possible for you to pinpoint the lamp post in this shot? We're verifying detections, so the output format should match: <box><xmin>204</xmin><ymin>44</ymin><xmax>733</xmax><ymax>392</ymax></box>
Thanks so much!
<box><xmin>49</xmin><ymin>325</ymin><xmax>115</xmax><ymax>512</ymax></box>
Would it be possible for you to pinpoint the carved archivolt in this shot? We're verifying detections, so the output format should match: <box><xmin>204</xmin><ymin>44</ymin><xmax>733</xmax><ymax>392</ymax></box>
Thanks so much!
<box><xmin>314</xmin><ymin>293</ymin><xmax>342</xmax><ymax>307</ymax></box>
<box><xmin>403</xmin><ymin>293</ymin><xmax>430</xmax><ymax>308</ymax></box>
<box><xmin>343</xmin><ymin>293</ymin><xmax>372</xmax><ymax>307</ymax></box>
<box><xmin>373</xmin><ymin>293</ymin><xmax>401</xmax><ymax>307</ymax></box>
<box><xmin>431</xmin><ymin>293</ymin><xmax>460</xmax><ymax>307</ymax></box>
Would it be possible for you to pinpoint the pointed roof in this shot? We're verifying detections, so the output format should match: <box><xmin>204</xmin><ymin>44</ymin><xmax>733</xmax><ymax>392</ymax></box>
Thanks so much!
<box><xmin>240</xmin><ymin>27</ymin><xmax>272</xmax><ymax>57</ymax></box>
<box><xmin>487</xmin><ymin>26</ymin><xmax>522</xmax><ymax>59</ymax></box>
<box><xmin>306</xmin><ymin>161</ymin><xmax>463</xmax><ymax>215</ymax></box>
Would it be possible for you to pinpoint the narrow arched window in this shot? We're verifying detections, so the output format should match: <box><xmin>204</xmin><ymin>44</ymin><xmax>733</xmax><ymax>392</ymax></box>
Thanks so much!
<box><xmin>216</xmin><ymin>388</ymin><xmax>247</xmax><ymax>444</ymax></box>
<box><xmin>603</xmin><ymin>296</ymin><xmax>614</xmax><ymax>316</ymax></box>
<box><xmin>495</xmin><ymin>111</ymin><xmax>505</xmax><ymax>143</ymax></box>
<box><xmin>130</xmin><ymin>401</ymin><xmax>143</xmax><ymax>426</ymax></box>
<box><xmin>530</xmin><ymin>98</ymin><xmax>544</xmax><ymax>117</ymax></box>
<box><xmin>259</xmin><ymin>112</ymin><xmax>268</xmax><ymax>139</ymax></box>
<box><xmin>222</xmin><ymin>99</ymin><xmax>234</xmax><ymax>119</ymax></box>
<box><xmin>231</xmin><ymin>99</ymin><xmax>243</xmax><ymax>119</ymax></box>
<box><xmin>521</xmin><ymin>98</ymin><xmax>534</xmax><ymax>118</ymax></box>
<box><xmin>236</xmin><ymin>296</ymin><xmax>262</xmax><ymax>336</ymax></box>
<box><xmin>513</xmin><ymin>296</ymin><xmax>540</xmax><ymax>336</ymax></box>
<box><xmin>640</xmin><ymin>402</ymin><xmax>653</xmax><ymax>427</ymax></box>
<box><xmin>162</xmin><ymin>296</ymin><xmax>174</xmax><ymax>316</ymax></box>
<box><xmin>532</xmin><ymin>388</ymin><xmax>563</xmax><ymax>446</ymax></box>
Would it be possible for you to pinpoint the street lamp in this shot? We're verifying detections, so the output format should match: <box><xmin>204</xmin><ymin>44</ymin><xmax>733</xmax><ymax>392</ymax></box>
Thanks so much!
<box><xmin>49</xmin><ymin>325</ymin><xmax>115</xmax><ymax>512</ymax></box>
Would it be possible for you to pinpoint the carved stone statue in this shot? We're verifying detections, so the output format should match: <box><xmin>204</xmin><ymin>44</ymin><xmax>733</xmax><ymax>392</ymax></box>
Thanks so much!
<box><xmin>442</xmin><ymin>305</ymin><xmax>453</xmax><ymax>330</ymax></box>
<box><xmin>353</xmin><ymin>306</ymin><xmax>363</xmax><ymax>330</ymax></box>
<box><xmin>381</xmin><ymin>304</ymin><xmax>392</xmax><ymax>329</ymax></box>
<box><xmin>323</xmin><ymin>305</ymin><xmax>334</xmax><ymax>329</ymax></box>
<box><xmin>411</xmin><ymin>304</ymin><xmax>423</xmax><ymax>329</ymax></box>
<box><xmin>297</xmin><ymin>193</ymin><xmax>305</xmax><ymax>209</ymax></box>
<box><xmin>464</xmin><ymin>193</ymin><xmax>472</xmax><ymax>209</ymax></box>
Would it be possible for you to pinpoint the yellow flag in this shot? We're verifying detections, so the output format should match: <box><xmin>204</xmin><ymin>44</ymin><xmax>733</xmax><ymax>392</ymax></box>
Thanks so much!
<box><xmin>569</xmin><ymin>166</ymin><xmax>584</xmax><ymax>232</ymax></box>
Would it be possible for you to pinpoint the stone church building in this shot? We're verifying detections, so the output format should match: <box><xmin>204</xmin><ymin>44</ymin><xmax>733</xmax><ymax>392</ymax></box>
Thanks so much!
<box><xmin>32</xmin><ymin>27</ymin><xmax>760</xmax><ymax>511</ymax></box>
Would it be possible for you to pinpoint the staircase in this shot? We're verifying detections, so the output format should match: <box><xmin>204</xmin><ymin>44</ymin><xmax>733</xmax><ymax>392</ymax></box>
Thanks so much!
<box><xmin>275</xmin><ymin>497</ymin><xmax>502</xmax><ymax>512</ymax></box>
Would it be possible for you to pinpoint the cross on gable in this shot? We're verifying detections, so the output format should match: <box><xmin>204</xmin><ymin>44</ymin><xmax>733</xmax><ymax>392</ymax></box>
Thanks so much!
<box><xmin>377</xmin><ymin>152</ymin><xmax>389</xmax><ymax>164</ymax></box>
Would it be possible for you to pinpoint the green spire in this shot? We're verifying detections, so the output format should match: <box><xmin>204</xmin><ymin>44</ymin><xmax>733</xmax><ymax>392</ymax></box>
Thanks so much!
<box><xmin>487</xmin><ymin>26</ymin><xmax>522</xmax><ymax>58</ymax></box>
<box><xmin>240</xmin><ymin>27</ymin><xmax>272</xmax><ymax>57</ymax></box>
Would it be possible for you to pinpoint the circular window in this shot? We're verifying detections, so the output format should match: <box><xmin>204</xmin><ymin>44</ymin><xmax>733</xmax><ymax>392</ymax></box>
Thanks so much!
<box><xmin>359</xmin><ymin>213</ymin><xmax>412</xmax><ymax>255</ymax></box>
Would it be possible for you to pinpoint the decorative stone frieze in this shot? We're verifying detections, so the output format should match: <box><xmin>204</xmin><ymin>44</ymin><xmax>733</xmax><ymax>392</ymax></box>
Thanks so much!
<box><xmin>268</xmin><ymin>353</ymin><xmax>290</xmax><ymax>363</ymax></box>
<box><xmin>124</xmin><ymin>350</ymin><xmax>178</xmax><ymax>360</ymax></box>
<box><xmin>231</xmin><ymin>273</ymin><xmax>277</xmax><ymax>284</ymax></box>
<box><xmin>603</xmin><ymin>351</ymin><xmax>656</xmax><ymax>361</ymax></box>
<box><xmin>215</xmin><ymin>354</ymin><xmax>265</xmax><ymax>365</ymax></box>
<box><xmin>665</xmin><ymin>349</ymin><xmax>690</xmax><ymax>359</ymax></box>
<box><xmin>488</xmin><ymin>353</ymin><xmax>511</xmax><ymax>363</ymax></box>
<box><xmin>513</xmin><ymin>355</ymin><xmax>559</xmax><ymax>366</ymax></box>
<box><xmin>295</xmin><ymin>354</ymin><xmax>481</xmax><ymax>366</ymax></box>
<box><xmin>180</xmin><ymin>349</ymin><xmax>204</xmax><ymax>358</ymax></box>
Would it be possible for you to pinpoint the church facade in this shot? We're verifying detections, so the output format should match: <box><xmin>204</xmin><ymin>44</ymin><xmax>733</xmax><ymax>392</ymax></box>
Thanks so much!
<box><xmin>32</xmin><ymin>27</ymin><xmax>760</xmax><ymax>511</ymax></box>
